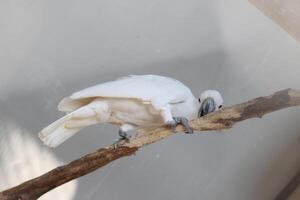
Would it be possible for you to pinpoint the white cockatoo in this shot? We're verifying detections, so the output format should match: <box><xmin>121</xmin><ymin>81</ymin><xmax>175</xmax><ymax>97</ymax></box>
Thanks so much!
<box><xmin>39</xmin><ymin>75</ymin><xmax>223</xmax><ymax>148</ymax></box>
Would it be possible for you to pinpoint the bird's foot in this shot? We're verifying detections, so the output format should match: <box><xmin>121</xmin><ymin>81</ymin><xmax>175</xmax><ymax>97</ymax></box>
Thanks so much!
<box><xmin>112</xmin><ymin>129</ymin><xmax>130</xmax><ymax>149</ymax></box>
<box><xmin>119</xmin><ymin>129</ymin><xmax>128</xmax><ymax>139</ymax></box>
<box><xmin>113</xmin><ymin>141</ymin><xmax>120</xmax><ymax>149</ymax></box>
<box><xmin>172</xmin><ymin>117</ymin><xmax>193</xmax><ymax>134</ymax></box>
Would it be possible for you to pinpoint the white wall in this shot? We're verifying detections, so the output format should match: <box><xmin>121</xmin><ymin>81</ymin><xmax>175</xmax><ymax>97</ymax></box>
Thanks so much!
<box><xmin>0</xmin><ymin>0</ymin><xmax>300</xmax><ymax>199</ymax></box>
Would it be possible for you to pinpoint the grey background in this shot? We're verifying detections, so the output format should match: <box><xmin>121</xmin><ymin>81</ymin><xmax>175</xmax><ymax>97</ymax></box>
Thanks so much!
<box><xmin>0</xmin><ymin>0</ymin><xmax>300</xmax><ymax>199</ymax></box>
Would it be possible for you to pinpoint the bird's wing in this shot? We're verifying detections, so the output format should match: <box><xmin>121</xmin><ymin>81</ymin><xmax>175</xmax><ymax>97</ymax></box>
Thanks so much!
<box><xmin>58</xmin><ymin>75</ymin><xmax>195</xmax><ymax>112</ymax></box>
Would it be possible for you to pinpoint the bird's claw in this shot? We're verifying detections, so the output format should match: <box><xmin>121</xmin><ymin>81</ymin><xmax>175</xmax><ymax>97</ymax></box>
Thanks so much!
<box><xmin>113</xmin><ymin>142</ymin><xmax>119</xmax><ymax>150</ymax></box>
<box><xmin>184</xmin><ymin>126</ymin><xmax>194</xmax><ymax>134</ymax></box>
<box><xmin>172</xmin><ymin>117</ymin><xmax>193</xmax><ymax>134</ymax></box>
<box><xmin>118</xmin><ymin>129</ymin><xmax>128</xmax><ymax>139</ymax></box>
<box><xmin>112</xmin><ymin>130</ymin><xmax>130</xmax><ymax>149</ymax></box>
<box><xmin>113</xmin><ymin>138</ymin><xmax>130</xmax><ymax>149</ymax></box>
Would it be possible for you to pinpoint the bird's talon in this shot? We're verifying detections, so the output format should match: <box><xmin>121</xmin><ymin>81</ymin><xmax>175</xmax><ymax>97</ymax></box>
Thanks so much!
<box><xmin>172</xmin><ymin>117</ymin><xmax>193</xmax><ymax>134</ymax></box>
<box><xmin>113</xmin><ymin>140</ymin><xmax>120</xmax><ymax>149</ymax></box>
<box><xmin>113</xmin><ymin>143</ymin><xmax>118</xmax><ymax>149</ymax></box>
<box><xmin>113</xmin><ymin>136</ymin><xmax>130</xmax><ymax>149</ymax></box>
<box><xmin>118</xmin><ymin>129</ymin><xmax>128</xmax><ymax>140</ymax></box>
<box><xmin>185</xmin><ymin>127</ymin><xmax>194</xmax><ymax>134</ymax></box>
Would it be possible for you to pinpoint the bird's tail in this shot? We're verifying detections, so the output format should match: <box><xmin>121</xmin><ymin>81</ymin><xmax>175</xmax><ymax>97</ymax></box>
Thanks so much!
<box><xmin>38</xmin><ymin>114</ymin><xmax>80</xmax><ymax>148</ymax></box>
<box><xmin>39</xmin><ymin>103</ymin><xmax>101</xmax><ymax>148</ymax></box>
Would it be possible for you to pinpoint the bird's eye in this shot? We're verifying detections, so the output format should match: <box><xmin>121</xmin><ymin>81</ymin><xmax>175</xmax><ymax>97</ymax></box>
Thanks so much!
<box><xmin>198</xmin><ymin>98</ymin><xmax>201</xmax><ymax>103</ymax></box>
<box><xmin>218</xmin><ymin>105</ymin><xmax>223</xmax><ymax>109</ymax></box>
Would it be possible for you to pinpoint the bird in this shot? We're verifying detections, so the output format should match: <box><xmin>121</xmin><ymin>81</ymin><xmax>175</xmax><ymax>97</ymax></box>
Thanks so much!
<box><xmin>39</xmin><ymin>75</ymin><xmax>223</xmax><ymax>148</ymax></box>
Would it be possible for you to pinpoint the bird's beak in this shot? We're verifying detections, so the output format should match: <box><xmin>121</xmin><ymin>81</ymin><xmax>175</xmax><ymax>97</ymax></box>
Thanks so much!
<box><xmin>198</xmin><ymin>97</ymin><xmax>215</xmax><ymax>117</ymax></box>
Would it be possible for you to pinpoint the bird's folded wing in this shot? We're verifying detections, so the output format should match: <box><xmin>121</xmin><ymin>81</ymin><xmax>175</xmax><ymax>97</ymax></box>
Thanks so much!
<box><xmin>58</xmin><ymin>75</ymin><xmax>193</xmax><ymax>112</ymax></box>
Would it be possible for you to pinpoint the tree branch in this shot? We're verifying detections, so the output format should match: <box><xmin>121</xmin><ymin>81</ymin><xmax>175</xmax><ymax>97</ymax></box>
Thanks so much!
<box><xmin>1</xmin><ymin>89</ymin><xmax>300</xmax><ymax>200</ymax></box>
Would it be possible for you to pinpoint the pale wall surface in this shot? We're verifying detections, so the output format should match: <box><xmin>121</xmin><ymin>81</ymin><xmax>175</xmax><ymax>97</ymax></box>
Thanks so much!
<box><xmin>0</xmin><ymin>1</ymin><xmax>300</xmax><ymax>200</ymax></box>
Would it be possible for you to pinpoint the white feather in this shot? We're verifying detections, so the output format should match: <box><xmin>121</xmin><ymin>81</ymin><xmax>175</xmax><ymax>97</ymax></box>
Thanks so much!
<box><xmin>39</xmin><ymin>103</ymin><xmax>100</xmax><ymax>148</ymax></box>
<box><xmin>58</xmin><ymin>75</ymin><xmax>195</xmax><ymax>112</ymax></box>
<box><xmin>38</xmin><ymin>115</ymin><xmax>81</xmax><ymax>148</ymax></box>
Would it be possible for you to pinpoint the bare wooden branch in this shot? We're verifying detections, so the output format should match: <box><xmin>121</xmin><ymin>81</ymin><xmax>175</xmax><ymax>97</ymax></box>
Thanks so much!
<box><xmin>1</xmin><ymin>89</ymin><xmax>300</xmax><ymax>200</ymax></box>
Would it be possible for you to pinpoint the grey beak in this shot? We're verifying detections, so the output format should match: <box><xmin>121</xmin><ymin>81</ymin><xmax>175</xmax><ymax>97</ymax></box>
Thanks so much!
<box><xmin>198</xmin><ymin>97</ymin><xmax>216</xmax><ymax>117</ymax></box>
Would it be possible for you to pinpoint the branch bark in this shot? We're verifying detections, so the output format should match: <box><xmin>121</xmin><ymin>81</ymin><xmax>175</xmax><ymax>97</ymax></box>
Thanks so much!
<box><xmin>1</xmin><ymin>89</ymin><xmax>300</xmax><ymax>200</ymax></box>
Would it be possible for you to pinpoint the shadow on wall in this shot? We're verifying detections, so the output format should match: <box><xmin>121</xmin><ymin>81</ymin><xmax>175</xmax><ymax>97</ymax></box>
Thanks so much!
<box><xmin>0</xmin><ymin>122</ymin><xmax>77</xmax><ymax>200</ymax></box>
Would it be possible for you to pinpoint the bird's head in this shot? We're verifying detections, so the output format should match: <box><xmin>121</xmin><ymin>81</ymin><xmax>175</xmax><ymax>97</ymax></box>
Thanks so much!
<box><xmin>198</xmin><ymin>90</ymin><xmax>223</xmax><ymax>117</ymax></box>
